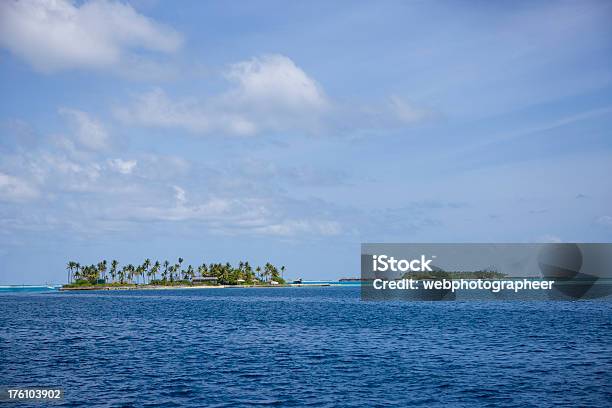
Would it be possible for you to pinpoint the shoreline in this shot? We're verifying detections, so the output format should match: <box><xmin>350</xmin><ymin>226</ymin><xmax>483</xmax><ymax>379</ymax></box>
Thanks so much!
<box><xmin>59</xmin><ymin>283</ymin><xmax>338</xmax><ymax>291</ymax></box>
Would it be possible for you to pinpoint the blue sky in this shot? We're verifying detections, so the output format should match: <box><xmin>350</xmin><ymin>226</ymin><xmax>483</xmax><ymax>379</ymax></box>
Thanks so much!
<box><xmin>1</xmin><ymin>0</ymin><xmax>611</xmax><ymax>284</ymax></box>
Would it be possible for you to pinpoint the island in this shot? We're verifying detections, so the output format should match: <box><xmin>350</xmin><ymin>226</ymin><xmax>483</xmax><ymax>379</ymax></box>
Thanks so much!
<box><xmin>62</xmin><ymin>258</ymin><xmax>287</xmax><ymax>290</ymax></box>
<box><xmin>403</xmin><ymin>269</ymin><xmax>507</xmax><ymax>280</ymax></box>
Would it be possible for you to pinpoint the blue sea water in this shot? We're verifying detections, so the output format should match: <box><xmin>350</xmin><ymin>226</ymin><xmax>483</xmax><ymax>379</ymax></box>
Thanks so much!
<box><xmin>0</xmin><ymin>287</ymin><xmax>610</xmax><ymax>407</ymax></box>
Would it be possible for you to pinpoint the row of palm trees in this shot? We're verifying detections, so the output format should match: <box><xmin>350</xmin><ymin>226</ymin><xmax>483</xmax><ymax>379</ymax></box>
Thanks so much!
<box><xmin>66</xmin><ymin>258</ymin><xmax>286</xmax><ymax>286</ymax></box>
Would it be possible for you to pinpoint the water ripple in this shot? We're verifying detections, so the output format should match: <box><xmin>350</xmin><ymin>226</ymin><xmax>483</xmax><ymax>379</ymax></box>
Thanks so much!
<box><xmin>0</xmin><ymin>288</ymin><xmax>610</xmax><ymax>407</ymax></box>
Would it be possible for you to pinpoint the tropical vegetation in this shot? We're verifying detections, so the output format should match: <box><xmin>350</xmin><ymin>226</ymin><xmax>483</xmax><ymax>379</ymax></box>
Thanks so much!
<box><xmin>402</xmin><ymin>268</ymin><xmax>507</xmax><ymax>280</ymax></box>
<box><xmin>64</xmin><ymin>258</ymin><xmax>287</xmax><ymax>287</ymax></box>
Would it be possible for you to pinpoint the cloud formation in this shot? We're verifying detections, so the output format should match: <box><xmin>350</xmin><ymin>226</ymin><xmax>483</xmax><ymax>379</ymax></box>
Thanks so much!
<box><xmin>0</xmin><ymin>0</ymin><xmax>182</xmax><ymax>72</ymax></box>
<box><xmin>596</xmin><ymin>215</ymin><xmax>612</xmax><ymax>228</ymax></box>
<box><xmin>0</xmin><ymin>172</ymin><xmax>39</xmax><ymax>202</ymax></box>
<box><xmin>107</xmin><ymin>158</ymin><xmax>137</xmax><ymax>175</ymax></box>
<box><xmin>115</xmin><ymin>54</ymin><xmax>436</xmax><ymax>137</ymax></box>
<box><xmin>388</xmin><ymin>96</ymin><xmax>435</xmax><ymax>124</ymax></box>
<box><xmin>0</xmin><ymin>110</ymin><xmax>346</xmax><ymax>238</ymax></box>
<box><xmin>224</xmin><ymin>55</ymin><xmax>329</xmax><ymax>117</ymax></box>
<box><xmin>115</xmin><ymin>54</ymin><xmax>331</xmax><ymax>136</ymax></box>
<box><xmin>59</xmin><ymin>108</ymin><xmax>110</xmax><ymax>151</ymax></box>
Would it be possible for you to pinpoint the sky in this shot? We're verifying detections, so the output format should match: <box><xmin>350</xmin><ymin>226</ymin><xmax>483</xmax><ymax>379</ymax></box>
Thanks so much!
<box><xmin>1</xmin><ymin>0</ymin><xmax>611</xmax><ymax>284</ymax></box>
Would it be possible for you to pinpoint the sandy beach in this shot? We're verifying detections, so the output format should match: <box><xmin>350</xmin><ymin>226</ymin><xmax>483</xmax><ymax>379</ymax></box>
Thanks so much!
<box><xmin>59</xmin><ymin>283</ymin><xmax>335</xmax><ymax>291</ymax></box>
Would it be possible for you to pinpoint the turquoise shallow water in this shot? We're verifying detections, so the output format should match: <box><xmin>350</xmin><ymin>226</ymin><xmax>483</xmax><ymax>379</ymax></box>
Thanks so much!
<box><xmin>0</xmin><ymin>287</ymin><xmax>610</xmax><ymax>407</ymax></box>
<box><xmin>0</xmin><ymin>285</ymin><xmax>60</xmax><ymax>293</ymax></box>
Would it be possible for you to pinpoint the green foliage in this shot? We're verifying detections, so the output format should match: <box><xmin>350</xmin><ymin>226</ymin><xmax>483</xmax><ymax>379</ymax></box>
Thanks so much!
<box><xmin>403</xmin><ymin>269</ymin><xmax>507</xmax><ymax>280</ymax></box>
<box><xmin>63</xmin><ymin>258</ymin><xmax>288</xmax><ymax>288</ymax></box>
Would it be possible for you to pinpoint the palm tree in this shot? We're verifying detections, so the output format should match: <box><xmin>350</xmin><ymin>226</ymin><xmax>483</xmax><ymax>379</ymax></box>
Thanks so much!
<box><xmin>136</xmin><ymin>265</ymin><xmax>146</xmax><ymax>284</ymax></box>
<box><xmin>126</xmin><ymin>264</ymin><xmax>135</xmax><ymax>283</ymax></box>
<box><xmin>162</xmin><ymin>260</ymin><xmax>169</xmax><ymax>282</ymax></box>
<box><xmin>150</xmin><ymin>261</ymin><xmax>160</xmax><ymax>282</ymax></box>
<box><xmin>97</xmin><ymin>260</ymin><xmax>107</xmax><ymax>283</ymax></box>
<box><xmin>244</xmin><ymin>262</ymin><xmax>254</xmax><ymax>283</ymax></box>
<box><xmin>85</xmin><ymin>264</ymin><xmax>99</xmax><ymax>283</ymax></box>
<box><xmin>66</xmin><ymin>261</ymin><xmax>76</xmax><ymax>283</ymax></box>
<box><xmin>222</xmin><ymin>262</ymin><xmax>232</xmax><ymax>284</ymax></box>
<box><xmin>264</xmin><ymin>262</ymin><xmax>278</xmax><ymax>283</ymax></box>
<box><xmin>176</xmin><ymin>258</ymin><xmax>184</xmax><ymax>281</ymax></box>
<box><xmin>169</xmin><ymin>265</ymin><xmax>175</xmax><ymax>283</ymax></box>
<box><xmin>75</xmin><ymin>262</ymin><xmax>81</xmax><ymax>281</ymax></box>
<box><xmin>198</xmin><ymin>263</ymin><xmax>208</xmax><ymax>277</ymax></box>
<box><xmin>110</xmin><ymin>260</ymin><xmax>119</xmax><ymax>283</ymax></box>
<box><xmin>142</xmin><ymin>259</ymin><xmax>151</xmax><ymax>284</ymax></box>
<box><xmin>185</xmin><ymin>265</ymin><xmax>194</xmax><ymax>281</ymax></box>
<box><xmin>64</xmin><ymin>258</ymin><xmax>287</xmax><ymax>287</ymax></box>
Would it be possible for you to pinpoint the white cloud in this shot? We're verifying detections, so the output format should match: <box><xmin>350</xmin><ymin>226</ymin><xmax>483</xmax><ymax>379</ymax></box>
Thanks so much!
<box><xmin>0</xmin><ymin>116</ymin><xmax>345</xmax><ymax>238</ymax></box>
<box><xmin>535</xmin><ymin>234</ymin><xmax>563</xmax><ymax>243</ymax></box>
<box><xmin>596</xmin><ymin>215</ymin><xmax>612</xmax><ymax>228</ymax></box>
<box><xmin>389</xmin><ymin>96</ymin><xmax>434</xmax><ymax>124</ymax></box>
<box><xmin>224</xmin><ymin>54</ymin><xmax>329</xmax><ymax>113</ymax></box>
<box><xmin>0</xmin><ymin>0</ymin><xmax>182</xmax><ymax>73</ymax></box>
<box><xmin>37</xmin><ymin>152</ymin><xmax>103</xmax><ymax>192</ymax></box>
<box><xmin>114</xmin><ymin>55</ymin><xmax>436</xmax><ymax>137</ymax></box>
<box><xmin>120</xmin><ymin>189</ymin><xmax>342</xmax><ymax>237</ymax></box>
<box><xmin>252</xmin><ymin>220</ymin><xmax>342</xmax><ymax>237</ymax></box>
<box><xmin>59</xmin><ymin>108</ymin><xmax>109</xmax><ymax>150</ymax></box>
<box><xmin>173</xmin><ymin>185</ymin><xmax>186</xmax><ymax>205</ymax></box>
<box><xmin>114</xmin><ymin>88</ymin><xmax>213</xmax><ymax>133</ymax></box>
<box><xmin>136</xmin><ymin>154</ymin><xmax>190</xmax><ymax>181</ymax></box>
<box><xmin>107</xmin><ymin>158</ymin><xmax>137</xmax><ymax>175</ymax></box>
<box><xmin>130</xmin><ymin>194</ymin><xmax>251</xmax><ymax>224</ymax></box>
<box><xmin>115</xmin><ymin>54</ymin><xmax>330</xmax><ymax>136</ymax></box>
<box><xmin>0</xmin><ymin>172</ymin><xmax>39</xmax><ymax>201</ymax></box>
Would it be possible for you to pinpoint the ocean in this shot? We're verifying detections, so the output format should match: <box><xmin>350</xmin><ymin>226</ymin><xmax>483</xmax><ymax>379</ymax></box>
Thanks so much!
<box><xmin>1</xmin><ymin>287</ymin><xmax>610</xmax><ymax>407</ymax></box>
